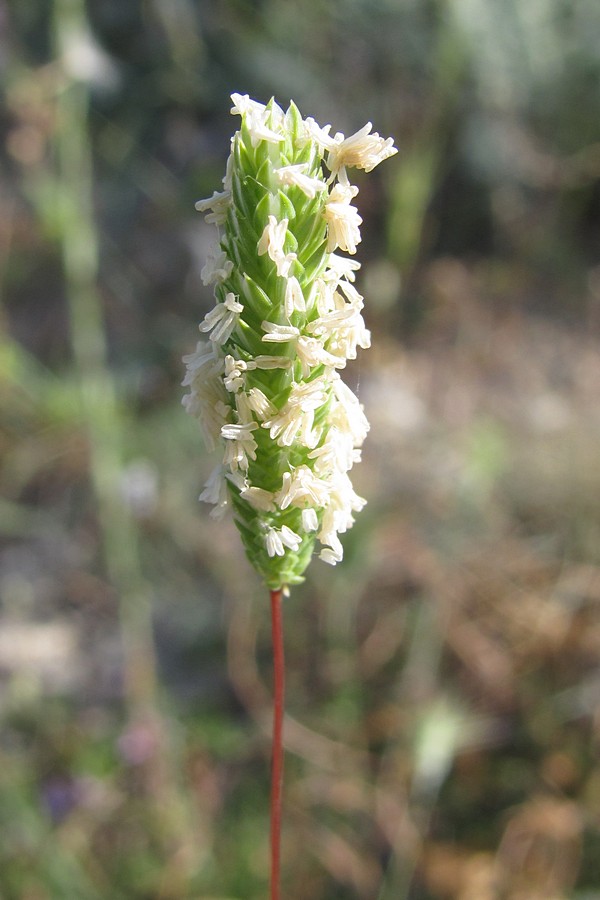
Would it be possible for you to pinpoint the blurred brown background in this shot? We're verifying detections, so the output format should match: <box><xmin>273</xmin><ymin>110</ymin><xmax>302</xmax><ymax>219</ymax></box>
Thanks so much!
<box><xmin>1</xmin><ymin>0</ymin><xmax>600</xmax><ymax>897</ymax></box>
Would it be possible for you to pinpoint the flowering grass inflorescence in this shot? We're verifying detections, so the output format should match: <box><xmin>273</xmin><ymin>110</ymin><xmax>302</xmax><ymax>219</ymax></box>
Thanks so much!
<box><xmin>183</xmin><ymin>94</ymin><xmax>397</xmax><ymax>589</ymax></box>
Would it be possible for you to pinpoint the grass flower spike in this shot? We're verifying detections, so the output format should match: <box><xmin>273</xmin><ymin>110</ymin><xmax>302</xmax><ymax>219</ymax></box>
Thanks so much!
<box><xmin>184</xmin><ymin>94</ymin><xmax>397</xmax><ymax>590</ymax></box>
<box><xmin>184</xmin><ymin>94</ymin><xmax>396</xmax><ymax>899</ymax></box>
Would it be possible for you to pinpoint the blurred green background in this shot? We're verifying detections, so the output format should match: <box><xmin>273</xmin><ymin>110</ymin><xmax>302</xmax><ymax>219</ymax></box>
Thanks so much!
<box><xmin>1</xmin><ymin>0</ymin><xmax>600</xmax><ymax>897</ymax></box>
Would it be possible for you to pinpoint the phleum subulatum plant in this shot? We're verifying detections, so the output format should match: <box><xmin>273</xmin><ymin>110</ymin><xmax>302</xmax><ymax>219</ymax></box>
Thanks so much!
<box><xmin>183</xmin><ymin>93</ymin><xmax>396</xmax><ymax>898</ymax></box>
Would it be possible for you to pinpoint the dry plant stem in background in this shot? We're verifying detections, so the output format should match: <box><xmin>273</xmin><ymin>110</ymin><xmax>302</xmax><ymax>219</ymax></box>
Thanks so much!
<box><xmin>184</xmin><ymin>94</ymin><xmax>396</xmax><ymax>897</ymax></box>
<box><xmin>51</xmin><ymin>0</ymin><xmax>196</xmax><ymax>865</ymax></box>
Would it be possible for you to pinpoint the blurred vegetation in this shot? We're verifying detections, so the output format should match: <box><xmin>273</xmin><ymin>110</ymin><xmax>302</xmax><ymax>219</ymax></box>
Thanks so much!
<box><xmin>1</xmin><ymin>0</ymin><xmax>600</xmax><ymax>897</ymax></box>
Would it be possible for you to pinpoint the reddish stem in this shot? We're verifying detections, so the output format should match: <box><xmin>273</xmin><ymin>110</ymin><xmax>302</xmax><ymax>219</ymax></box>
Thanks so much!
<box><xmin>269</xmin><ymin>587</ymin><xmax>285</xmax><ymax>900</ymax></box>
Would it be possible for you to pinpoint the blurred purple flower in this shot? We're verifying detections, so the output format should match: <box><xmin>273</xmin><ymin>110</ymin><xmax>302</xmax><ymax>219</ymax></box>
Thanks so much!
<box><xmin>41</xmin><ymin>775</ymin><xmax>79</xmax><ymax>823</ymax></box>
<box><xmin>117</xmin><ymin>720</ymin><xmax>159</xmax><ymax>765</ymax></box>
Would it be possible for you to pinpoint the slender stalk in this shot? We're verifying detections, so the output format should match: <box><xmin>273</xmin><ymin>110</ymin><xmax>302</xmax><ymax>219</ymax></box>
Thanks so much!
<box><xmin>270</xmin><ymin>588</ymin><xmax>285</xmax><ymax>900</ymax></box>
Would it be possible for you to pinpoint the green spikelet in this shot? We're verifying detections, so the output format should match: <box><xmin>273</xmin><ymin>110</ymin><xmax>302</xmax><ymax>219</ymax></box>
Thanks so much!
<box><xmin>183</xmin><ymin>94</ymin><xmax>397</xmax><ymax>590</ymax></box>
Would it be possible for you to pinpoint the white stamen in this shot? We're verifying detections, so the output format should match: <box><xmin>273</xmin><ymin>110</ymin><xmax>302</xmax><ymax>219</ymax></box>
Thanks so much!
<box><xmin>257</xmin><ymin>216</ymin><xmax>297</xmax><ymax>277</ymax></box>
<box><xmin>301</xmin><ymin>508</ymin><xmax>319</xmax><ymax>532</ymax></box>
<box><xmin>198</xmin><ymin>293</ymin><xmax>243</xmax><ymax>345</ymax></box>
<box><xmin>275</xmin><ymin>466</ymin><xmax>332</xmax><ymax>510</ymax></box>
<box><xmin>265</xmin><ymin>528</ymin><xmax>284</xmax><ymax>557</ymax></box>
<box><xmin>199</xmin><ymin>465</ymin><xmax>227</xmax><ymax>507</ymax></box>
<box><xmin>323</xmin><ymin>184</ymin><xmax>362</xmax><ymax>255</ymax></box>
<box><xmin>274</xmin><ymin>164</ymin><xmax>328</xmax><ymax>199</ymax></box>
<box><xmin>325</xmin><ymin>122</ymin><xmax>398</xmax><ymax>182</ymax></box>
<box><xmin>284</xmin><ymin>276</ymin><xmax>306</xmax><ymax>319</ymax></box>
<box><xmin>241</xmin><ymin>486</ymin><xmax>276</xmax><ymax>512</ymax></box>
<box><xmin>223</xmin><ymin>355</ymin><xmax>247</xmax><ymax>392</ymax></box>
<box><xmin>303</xmin><ymin>117</ymin><xmax>338</xmax><ymax>152</ymax></box>
<box><xmin>201</xmin><ymin>245</ymin><xmax>234</xmax><ymax>286</ymax></box>
<box><xmin>265</xmin><ymin>524</ymin><xmax>302</xmax><ymax>557</ymax></box>
<box><xmin>195</xmin><ymin>190</ymin><xmax>231</xmax><ymax>226</ymax></box>
<box><xmin>261</xmin><ymin>321</ymin><xmax>300</xmax><ymax>343</ymax></box>
<box><xmin>324</xmin><ymin>255</ymin><xmax>361</xmax><ymax>283</ymax></box>
<box><xmin>246</xmin><ymin>387</ymin><xmax>276</xmax><ymax>420</ymax></box>
<box><xmin>230</xmin><ymin>93</ymin><xmax>284</xmax><ymax>147</ymax></box>
<box><xmin>296</xmin><ymin>336</ymin><xmax>345</xmax><ymax>375</ymax></box>
<box><xmin>263</xmin><ymin>380</ymin><xmax>328</xmax><ymax>448</ymax></box>
<box><xmin>280</xmin><ymin>525</ymin><xmax>302</xmax><ymax>551</ymax></box>
<box><xmin>220</xmin><ymin>421</ymin><xmax>259</xmax><ymax>471</ymax></box>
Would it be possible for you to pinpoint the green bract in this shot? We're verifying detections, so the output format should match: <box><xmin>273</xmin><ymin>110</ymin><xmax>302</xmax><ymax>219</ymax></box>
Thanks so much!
<box><xmin>183</xmin><ymin>94</ymin><xmax>397</xmax><ymax>589</ymax></box>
